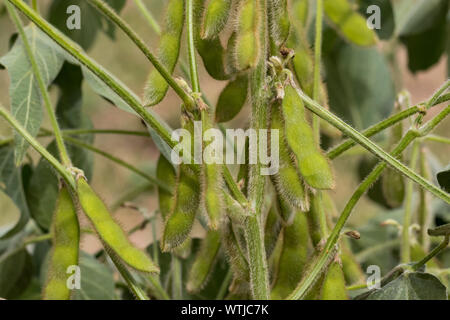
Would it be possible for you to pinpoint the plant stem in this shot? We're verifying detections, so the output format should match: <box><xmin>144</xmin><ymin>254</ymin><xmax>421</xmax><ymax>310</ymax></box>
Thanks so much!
<box><xmin>186</xmin><ymin>0</ymin><xmax>200</xmax><ymax>94</ymax></box>
<box><xmin>312</xmin><ymin>0</ymin><xmax>323</xmax><ymax>143</ymax></box>
<box><xmin>244</xmin><ymin>0</ymin><xmax>270</xmax><ymax>300</ymax></box>
<box><xmin>294</xmin><ymin>85</ymin><xmax>450</xmax><ymax>204</ymax></box>
<box><xmin>412</xmin><ymin>235</ymin><xmax>449</xmax><ymax>271</ymax></box>
<box><xmin>401</xmin><ymin>140</ymin><xmax>420</xmax><ymax>263</ymax></box>
<box><xmin>106</xmin><ymin>244</ymin><xmax>150</xmax><ymax>300</ymax></box>
<box><xmin>171</xmin><ymin>255</ymin><xmax>183</xmax><ymax>300</ymax></box>
<box><xmin>216</xmin><ymin>269</ymin><xmax>232</xmax><ymax>300</ymax></box>
<box><xmin>287</xmin><ymin>106</ymin><xmax>450</xmax><ymax>299</ymax></box>
<box><xmin>61</xmin><ymin>128</ymin><xmax>150</xmax><ymax>137</ymax></box>
<box><xmin>132</xmin><ymin>0</ymin><xmax>161</xmax><ymax>35</ymax></box>
<box><xmin>5</xmin><ymin>2</ymin><xmax>71</xmax><ymax>167</ymax></box>
<box><xmin>0</xmin><ymin>106</ymin><xmax>74</xmax><ymax>188</ymax></box>
<box><xmin>425</xmin><ymin>134</ymin><xmax>450</xmax><ymax>145</ymax></box>
<box><xmin>417</xmin><ymin>148</ymin><xmax>431</xmax><ymax>250</ymax></box>
<box><xmin>86</xmin><ymin>0</ymin><xmax>195</xmax><ymax>110</ymax></box>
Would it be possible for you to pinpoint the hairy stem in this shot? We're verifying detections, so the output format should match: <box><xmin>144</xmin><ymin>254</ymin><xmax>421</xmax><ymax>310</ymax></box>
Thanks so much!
<box><xmin>245</xmin><ymin>0</ymin><xmax>270</xmax><ymax>300</ymax></box>
<box><xmin>401</xmin><ymin>140</ymin><xmax>420</xmax><ymax>263</ymax></box>
<box><xmin>412</xmin><ymin>235</ymin><xmax>449</xmax><ymax>272</ymax></box>
<box><xmin>312</xmin><ymin>0</ymin><xmax>323</xmax><ymax>143</ymax></box>
<box><xmin>132</xmin><ymin>0</ymin><xmax>161</xmax><ymax>34</ymax></box>
<box><xmin>0</xmin><ymin>106</ymin><xmax>74</xmax><ymax>188</ymax></box>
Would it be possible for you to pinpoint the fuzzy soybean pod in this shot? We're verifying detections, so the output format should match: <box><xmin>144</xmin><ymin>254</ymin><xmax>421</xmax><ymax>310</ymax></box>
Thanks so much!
<box><xmin>162</xmin><ymin>164</ymin><xmax>200</xmax><ymax>251</ymax></box>
<box><xmin>234</xmin><ymin>0</ymin><xmax>261</xmax><ymax>70</ymax></box>
<box><xmin>156</xmin><ymin>154</ymin><xmax>176</xmax><ymax>220</ymax></box>
<box><xmin>144</xmin><ymin>0</ymin><xmax>184</xmax><ymax>106</ymax></box>
<box><xmin>187</xmin><ymin>230</ymin><xmax>221</xmax><ymax>292</ymax></box>
<box><xmin>194</xmin><ymin>0</ymin><xmax>231</xmax><ymax>80</ymax></box>
<box><xmin>76</xmin><ymin>178</ymin><xmax>159</xmax><ymax>273</ymax></box>
<box><xmin>323</xmin><ymin>0</ymin><xmax>377</xmax><ymax>47</ymax></box>
<box><xmin>320</xmin><ymin>260</ymin><xmax>348</xmax><ymax>300</ymax></box>
<box><xmin>202</xmin><ymin>115</ymin><xmax>224</xmax><ymax>230</ymax></box>
<box><xmin>270</xmin><ymin>101</ymin><xmax>309</xmax><ymax>210</ymax></box>
<box><xmin>268</xmin><ymin>0</ymin><xmax>290</xmax><ymax>50</ymax></box>
<box><xmin>201</xmin><ymin>0</ymin><xmax>232</xmax><ymax>39</ymax></box>
<box><xmin>215</xmin><ymin>74</ymin><xmax>248</xmax><ymax>123</ymax></box>
<box><xmin>264</xmin><ymin>204</ymin><xmax>282</xmax><ymax>258</ymax></box>
<box><xmin>281</xmin><ymin>84</ymin><xmax>335</xmax><ymax>190</ymax></box>
<box><xmin>43</xmin><ymin>185</ymin><xmax>80</xmax><ymax>300</ymax></box>
<box><xmin>271</xmin><ymin>212</ymin><xmax>310</xmax><ymax>300</ymax></box>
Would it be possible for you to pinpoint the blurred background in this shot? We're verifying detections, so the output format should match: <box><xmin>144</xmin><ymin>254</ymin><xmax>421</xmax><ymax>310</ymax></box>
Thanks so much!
<box><xmin>0</xmin><ymin>0</ymin><xmax>448</xmax><ymax>256</ymax></box>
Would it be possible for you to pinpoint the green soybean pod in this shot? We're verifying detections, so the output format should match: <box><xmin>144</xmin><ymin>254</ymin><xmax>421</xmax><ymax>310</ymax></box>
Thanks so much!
<box><xmin>43</xmin><ymin>185</ymin><xmax>80</xmax><ymax>300</ymax></box>
<box><xmin>162</xmin><ymin>165</ymin><xmax>200</xmax><ymax>251</ymax></box>
<box><xmin>187</xmin><ymin>230</ymin><xmax>221</xmax><ymax>292</ymax></box>
<box><xmin>144</xmin><ymin>0</ymin><xmax>184</xmax><ymax>106</ymax></box>
<box><xmin>271</xmin><ymin>212</ymin><xmax>310</xmax><ymax>299</ymax></box>
<box><xmin>76</xmin><ymin>178</ymin><xmax>159</xmax><ymax>274</ymax></box>
<box><xmin>268</xmin><ymin>0</ymin><xmax>290</xmax><ymax>48</ymax></box>
<box><xmin>281</xmin><ymin>84</ymin><xmax>335</xmax><ymax>190</ymax></box>
<box><xmin>234</xmin><ymin>0</ymin><xmax>260</xmax><ymax>70</ymax></box>
<box><xmin>264</xmin><ymin>204</ymin><xmax>282</xmax><ymax>257</ymax></box>
<box><xmin>341</xmin><ymin>241</ymin><xmax>365</xmax><ymax>285</ymax></box>
<box><xmin>221</xmin><ymin>219</ymin><xmax>249</xmax><ymax>283</ymax></box>
<box><xmin>202</xmin><ymin>115</ymin><xmax>225</xmax><ymax>229</ymax></box>
<box><xmin>194</xmin><ymin>0</ymin><xmax>231</xmax><ymax>80</ymax></box>
<box><xmin>156</xmin><ymin>154</ymin><xmax>176</xmax><ymax>220</ymax></box>
<box><xmin>323</xmin><ymin>0</ymin><xmax>377</xmax><ymax>47</ymax></box>
<box><xmin>270</xmin><ymin>101</ymin><xmax>309</xmax><ymax>210</ymax></box>
<box><xmin>320</xmin><ymin>260</ymin><xmax>348</xmax><ymax>300</ymax></box>
<box><xmin>201</xmin><ymin>0</ymin><xmax>232</xmax><ymax>39</ymax></box>
<box><xmin>215</xmin><ymin>75</ymin><xmax>249</xmax><ymax>123</ymax></box>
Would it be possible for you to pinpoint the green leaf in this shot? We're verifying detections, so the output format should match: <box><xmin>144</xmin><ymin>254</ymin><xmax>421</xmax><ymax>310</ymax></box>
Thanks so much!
<box><xmin>0</xmin><ymin>249</ymin><xmax>33</xmax><ymax>299</ymax></box>
<box><xmin>324</xmin><ymin>0</ymin><xmax>378</xmax><ymax>47</ymax></box>
<box><xmin>394</xmin><ymin>0</ymin><xmax>446</xmax><ymax>36</ymax></box>
<box><xmin>366</xmin><ymin>272</ymin><xmax>448</xmax><ymax>300</ymax></box>
<box><xmin>73</xmin><ymin>252</ymin><xmax>116</xmax><ymax>300</ymax></box>
<box><xmin>437</xmin><ymin>164</ymin><xmax>450</xmax><ymax>193</ymax></box>
<box><xmin>399</xmin><ymin>0</ymin><xmax>448</xmax><ymax>73</ymax></box>
<box><xmin>358</xmin><ymin>0</ymin><xmax>395</xmax><ymax>40</ymax></box>
<box><xmin>0</xmin><ymin>26</ymin><xmax>65</xmax><ymax>164</ymax></box>
<box><xmin>48</xmin><ymin>0</ymin><xmax>126</xmax><ymax>50</ymax></box>
<box><xmin>215</xmin><ymin>75</ymin><xmax>248</xmax><ymax>123</ymax></box>
<box><xmin>324</xmin><ymin>41</ymin><xmax>395</xmax><ymax>130</ymax></box>
<box><xmin>0</xmin><ymin>190</ymin><xmax>20</xmax><ymax>238</ymax></box>
<box><xmin>0</xmin><ymin>146</ymin><xmax>29</xmax><ymax>239</ymax></box>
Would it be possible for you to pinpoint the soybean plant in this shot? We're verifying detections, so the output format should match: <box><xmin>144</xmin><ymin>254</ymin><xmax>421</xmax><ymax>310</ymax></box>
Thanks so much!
<box><xmin>0</xmin><ymin>0</ymin><xmax>449</xmax><ymax>301</ymax></box>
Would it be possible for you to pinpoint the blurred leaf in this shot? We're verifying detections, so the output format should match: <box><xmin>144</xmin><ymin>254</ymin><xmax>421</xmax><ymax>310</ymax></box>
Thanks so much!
<box><xmin>365</xmin><ymin>272</ymin><xmax>448</xmax><ymax>300</ymax></box>
<box><xmin>437</xmin><ymin>164</ymin><xmax>450</xmax><ymax>193</ymax></box>
<box><xmin>0</xmin><ymin>190</ymin><xmax>20</xmax><ymax>238</ymax></box>
<box><xmin>394</xmin><ymin>0</ymin><xmax>446</xmax><ymax>36</ymax></box>
<box><xmin>324</xmin><ymin>41</ymin><xmax>395</xmax><ymax>130</ymax></box>
<box><xmin>0</xmin><ymin>146</ymin><xmax>29</xmax><ymax>239</ymax></box>
<box><xmin>0</xmin><ymin>249</ymin><xmax>33</xmax><ymax>299</ymax></box>
<box><xmin>399</xmin><ymin>0</ymin><xmax>448</xmax><ymax>73</ymax></box>
<box><xmin>358</xmin><ymin>0</ymin><xmax>395</xmax><ymax>40</ymax></box>
<box><xmin>215</xmin><ymin>75</ymin><xmax>248</xmax><ymax>123</ymax></box>
<box><xmin>48</xmin><ymin>0</ymin><xmax>126</xmax><ymax>50</ymax></box>
<box><xmin>0</xmin><ymin>26</ymin><xmax>64</xmax><ymax>164</ymax></box>
<box><xmin>73</xmin><ymin>253</ymin><xmax>116</xmax><ymax>300</ymax></box>
<box><xmin>324</xmin><ymin>0</ymin><xmax>378</xmax><ymax>47</ymax></box>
